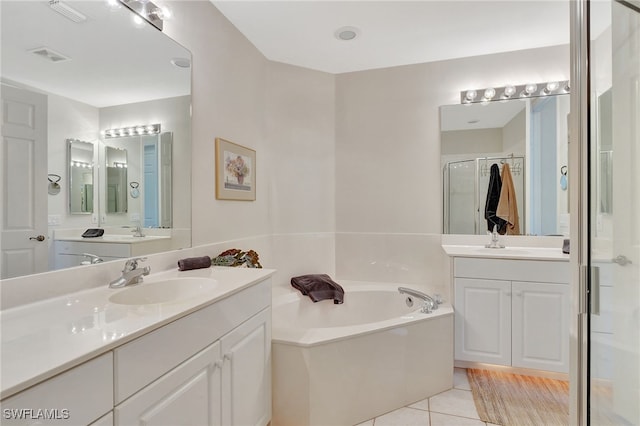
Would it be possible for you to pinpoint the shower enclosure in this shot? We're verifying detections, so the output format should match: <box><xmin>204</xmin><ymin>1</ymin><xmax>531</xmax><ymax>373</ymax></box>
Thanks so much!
<box><xmin>443</xmin><ymin>155</ymin><xmax>525</xmax><ymax>235</ymax></box>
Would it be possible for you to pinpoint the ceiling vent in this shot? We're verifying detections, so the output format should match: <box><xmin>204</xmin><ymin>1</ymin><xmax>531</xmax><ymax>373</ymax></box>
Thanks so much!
<box><xmin>49</xmin><ymin>0</ymin><xmax>87</xmax><ymax>23</ymax></box>
<box><xmin>29</xmin><ymin>47</ymin><xmax>71</xmax><ymax>63</ymax></box>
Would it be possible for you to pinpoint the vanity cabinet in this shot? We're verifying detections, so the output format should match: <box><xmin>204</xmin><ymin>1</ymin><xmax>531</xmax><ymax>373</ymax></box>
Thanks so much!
<box><xmin>453</xmin><ymin>257</ymin><xmax>570</xmax><ymax>373</ymax></box>
<box><xmin>0</xmin><ymin>353</ymin><xmax>113</xmax><ymax>425</ymax></box>
<box><xmin>1</xmin><ymin>275</ymin><xmax>272</xmax><ymax>426</ymax></box>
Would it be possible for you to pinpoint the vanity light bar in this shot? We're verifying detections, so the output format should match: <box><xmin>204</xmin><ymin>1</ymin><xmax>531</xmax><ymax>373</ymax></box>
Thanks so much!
<box><xmin>118</xmin><ymin>0</ymin><xmax>165</xmax><ymax>31</ymax></box>
<box><xmin>460</xmin><ymin>80</ymin><xmax>570</xmax><ymax>104</ymax></box>
<box><xmin>102</xmin><ymin>124</ymin><xmax>161</xmax><ymax>139</ymax></box>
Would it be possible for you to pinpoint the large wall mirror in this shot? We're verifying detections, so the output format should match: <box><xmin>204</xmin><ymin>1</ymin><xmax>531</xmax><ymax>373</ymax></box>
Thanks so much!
<box><xmin>441</xmin><ymin>94</ymin><xmax>570</xmax><ymax>236</ymax></box>
<box><xmin>1</xmin><ymin>1</ymin><xmax>191</xmax><ymax>279</ymax></box>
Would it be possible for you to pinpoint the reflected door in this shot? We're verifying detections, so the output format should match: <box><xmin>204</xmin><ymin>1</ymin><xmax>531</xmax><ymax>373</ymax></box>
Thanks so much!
<box><xmin>0</xmin><ymin>84</ymin><xmax>48</xmax><ymax>278</ymax></box>
<box><xmin>589</xmin><ymin>1</ymin><xmax>640</xmax><ymax>424</ymax></box>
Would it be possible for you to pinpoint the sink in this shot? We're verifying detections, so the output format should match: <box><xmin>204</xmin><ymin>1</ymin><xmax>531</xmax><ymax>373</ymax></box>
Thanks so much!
<box><xmin>109</xmin><ymin>277</ymin><xmax>217</xmax><ymax>305</ymax></box>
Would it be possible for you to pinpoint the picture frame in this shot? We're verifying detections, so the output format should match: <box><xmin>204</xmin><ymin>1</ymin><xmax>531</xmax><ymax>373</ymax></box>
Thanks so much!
<box><xmin>215</xmin><ymin>138</ymin><xmax>256</xmax><ymax>201</ymax></box>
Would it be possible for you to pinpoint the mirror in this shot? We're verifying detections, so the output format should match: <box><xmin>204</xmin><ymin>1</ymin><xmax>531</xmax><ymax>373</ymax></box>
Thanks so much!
<box><xmin>105</xmin><ymin>146</ymin><xmax>128</xmax><ymax>214</ymax></box>
<box><xmin>1</xmin><ymin>1</ymin><xmax>191</xmax><ymax>279</ymax></box>
<box><xmin>68</xmin><ymin>139</ymin><xmax>95</xmax><ymax>214</ymax></box>
<box><xmin>441</xmin><ymin>94</ymin><xmax>570</xmax><ymax>236</ymax></box>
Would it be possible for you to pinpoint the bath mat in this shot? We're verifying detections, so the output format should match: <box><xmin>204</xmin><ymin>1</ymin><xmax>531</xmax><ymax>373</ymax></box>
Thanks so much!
<box><xmin>467</xmin><ymin>368</ymin><xmax>569</xmax><ymax>426</ymax></box>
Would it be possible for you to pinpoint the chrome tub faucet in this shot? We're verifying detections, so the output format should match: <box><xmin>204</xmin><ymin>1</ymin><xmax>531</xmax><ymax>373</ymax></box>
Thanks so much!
<box><xmin>398</xmin><ymin>287</ymin><xmax>441</xmax><ymax>313</ymax></box>
<box><xmin>109</xmin><ymin>257</ymin><xmax>150</xmax><ymax>288</ymax></box>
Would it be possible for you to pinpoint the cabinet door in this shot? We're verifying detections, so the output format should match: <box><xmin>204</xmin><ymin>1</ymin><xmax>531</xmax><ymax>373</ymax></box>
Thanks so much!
<box><xmin>454</xmin><ymin>278</ymin><xmax>511</xmax><ymax>365</ymax></box>
<box><xmin>220</xmin><ymin>308</ymin><xmax>271</xmax><ymax>426</ymax></box>
<box><xmin>115</xmin><ymin>341</ymin><xmax>222</xmax><ymax>426</ymax></box>
<box><xmin>512</xmin><ymin>281</ymin><xmax>569</xmax><ymax>373</ymax></box>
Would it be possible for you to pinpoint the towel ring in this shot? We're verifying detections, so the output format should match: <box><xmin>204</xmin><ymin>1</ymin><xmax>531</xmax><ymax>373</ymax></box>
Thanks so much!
<box><xmin>129</xmin><ymin>181</ymin><xmax>140</xmax><ymax>198</ymax></box>
<box><xmin>48</xmin><ymin>174</ymin><xmax>61</xmax><ymax>195</ymax></box>
<box><xmin>561</xmin><ymin>166</ymin><xmax>568</xmax><ymax>176</ymax></box>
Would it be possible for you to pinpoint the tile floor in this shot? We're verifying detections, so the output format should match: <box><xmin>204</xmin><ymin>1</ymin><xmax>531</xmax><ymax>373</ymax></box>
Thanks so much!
<box><xmin>355</xmin><ymin>368</ymin><xmax>501</xmax><ymax>426</ymax></box>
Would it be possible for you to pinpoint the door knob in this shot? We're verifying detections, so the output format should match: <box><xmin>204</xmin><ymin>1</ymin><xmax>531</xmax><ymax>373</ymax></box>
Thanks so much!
<box><xmin>29</xmin><ymin>235</ymin><xmax>46</xmax><ymax>242</ymax></box>
<box><xmin>612</xmin><ymin>255</ymin><xmax>632</xmax><ymax>266</ymax></box>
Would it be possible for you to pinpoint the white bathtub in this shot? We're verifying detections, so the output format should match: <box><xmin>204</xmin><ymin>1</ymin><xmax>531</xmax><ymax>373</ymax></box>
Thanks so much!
<box><xmin>271</xmin><ymin>282</ymin><xmax>454</xmax><ymax>426</ymax></box>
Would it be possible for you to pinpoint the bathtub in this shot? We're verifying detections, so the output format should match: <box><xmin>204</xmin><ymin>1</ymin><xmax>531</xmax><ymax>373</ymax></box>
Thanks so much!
<box><xmin>271</xmin><ymin>282</ymin><xmax>454</xmax><ymax>426</ymax></box>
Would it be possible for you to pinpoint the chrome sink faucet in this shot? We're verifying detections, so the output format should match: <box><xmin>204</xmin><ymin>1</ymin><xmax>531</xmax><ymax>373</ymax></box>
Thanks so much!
<box><xmin>131</xmin><ymin>222</ymin><xmax>146</xmax><ymax>237</ymax></box>
<box><xmin>398</xmin><ymin>287</ymin><xmax>441</xmax><ymax>314</ymax></box>
<box><xmin>109</xmin><ymin>257</ymin><xmax>150</xmax><ymax>288</ymax></box>
<box><xmin>485</xmin><ymin>224</ymin><xmax>505</xmax><ymax>249</ymax></box>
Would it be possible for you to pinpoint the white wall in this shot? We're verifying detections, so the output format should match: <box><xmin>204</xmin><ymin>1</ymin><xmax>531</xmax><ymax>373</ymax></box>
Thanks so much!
<box><xmin>335</xmin><ymin>45</ymin><xmax>569</xmax><ymax>298</ymax></box>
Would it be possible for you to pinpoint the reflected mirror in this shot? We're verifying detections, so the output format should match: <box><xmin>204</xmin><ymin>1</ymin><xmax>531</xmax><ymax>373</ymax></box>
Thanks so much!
<box><xmin>68</xmin><ymin>139</ymin><xmax>95</xmax><ymax>214</ymax></box>
<box><xmin>0</xmin><ymin>1</ymin><xmax>191</xmax><ymax>279</ymax></box>
<box><xmin>105</xmin><ymin>146</ymin><xmax>128</xmax><ymax>214</ymax></box>
<box><xmin>441</xmin><ymin>94</ymin><xmax>570</xmax><ymax>236</ymax></box>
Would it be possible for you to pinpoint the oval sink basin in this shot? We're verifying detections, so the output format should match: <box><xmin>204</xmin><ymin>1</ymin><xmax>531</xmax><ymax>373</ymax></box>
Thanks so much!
<box><xmin>109</xmin><ymin>277</ymin><xmax>217</xmax><ymax>305</ymax></box>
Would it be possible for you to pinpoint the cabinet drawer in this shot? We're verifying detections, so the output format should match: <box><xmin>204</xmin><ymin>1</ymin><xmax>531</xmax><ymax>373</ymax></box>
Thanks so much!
<box><xmin>114</xmin><ymin>278</ymin><xmax>271</xmax><ymax>403</ymax></box>
<box><xmin>1</xmin><ymin>353</ymin><xmax>113</xmax><ymax>425</ymax></box>
<box><xmin>454</xmin><ymin>257</ymin><xmax>569</xmax><ymax>283</ymax></box>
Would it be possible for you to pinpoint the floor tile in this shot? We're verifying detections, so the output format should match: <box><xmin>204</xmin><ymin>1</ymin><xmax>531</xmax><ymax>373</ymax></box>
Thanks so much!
<box><xmin>353</xmin><ymin>420</ymin><xmax>374</xmax><ymax>426</ymax></box>
<box><xmin>429</xmin><ymin>389</ymin><xmax>480</xmax><ymax>420</ymax></box>
<box><xmin>408</xmin><ymin>397</ymin><xmax>429</xmax><ymax>411</ymax></box>
<box><xmin>430</xmin><ymin>412</ymin><xmax>486</xmax><ymax>426</ymax></box>
<box><xmin>454</xmin><ymin>368</ymin><xmax>471</xmax><ymax>390</ymax></box>
<box><xmin>374</xmin><ymin>407</ymin><xmax>430</xmax><ymax>426</ymax></box>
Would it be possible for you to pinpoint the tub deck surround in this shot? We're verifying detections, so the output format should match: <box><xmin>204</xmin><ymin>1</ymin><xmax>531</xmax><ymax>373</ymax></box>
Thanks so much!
<box><xmin>0</xmin><ymin>266</ymin><xmax>275</xmax><ymax>400</ymax></box>
<box><xmin>271</xmin><ymin>282</ymin><xmax>454</xmax><ymax>426</ymax></box>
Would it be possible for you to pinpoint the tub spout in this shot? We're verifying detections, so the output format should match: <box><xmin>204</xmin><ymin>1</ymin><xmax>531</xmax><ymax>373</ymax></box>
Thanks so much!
<box><xmin>398</xmin><ymin>287</ymin><xmax>439</xmax><ymax>313</ymax></box>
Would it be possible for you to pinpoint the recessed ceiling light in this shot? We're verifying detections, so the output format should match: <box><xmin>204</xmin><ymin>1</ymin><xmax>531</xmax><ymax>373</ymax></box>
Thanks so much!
<box><xmin>335</xmin><ymin>26</ymin><xmax>360</xmax><ymax>41</ymax></box>
<box><xmin>171</xmin><ymin>57</ymin><xmax>191</xmax><ymax>68</ymax></box>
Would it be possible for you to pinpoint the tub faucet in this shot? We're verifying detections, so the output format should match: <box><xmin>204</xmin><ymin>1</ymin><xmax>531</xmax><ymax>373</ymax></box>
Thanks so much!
<box><xmin>109</xmin><ymin>257</ymin><xmax>150</xmax><ymax>288</ymax></box>
<box><xmin>398</xmin><ymin>287</ymin><xmax>440</xmax><ymax>314</ymax></box>
<box><xmin>485</xmin><ymin>224</ymin><xmax>505</xmax><ymax>249</ymax></box>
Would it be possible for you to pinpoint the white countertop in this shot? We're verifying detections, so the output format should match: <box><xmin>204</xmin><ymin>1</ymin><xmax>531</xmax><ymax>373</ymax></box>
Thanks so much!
<box><xmin>55</xmin><ymin>235</ymin><xmax>171</xmax><ymax>244</ymax></box>
<box><xmin>441</xmin><ymin>245</ymin><xmax>569</xmax><ymax>261</ymax></box>
<box><xmin>0</xmin><ymin>266</ymin><xmax>275</xmax><ymax>400</ymax></box>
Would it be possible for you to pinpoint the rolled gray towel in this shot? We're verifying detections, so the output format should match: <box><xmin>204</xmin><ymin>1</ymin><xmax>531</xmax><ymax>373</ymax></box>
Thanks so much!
<box><xmin>177</xmin><ymin>256</ymin><xmax>212</xmax><ymax>271</ymax></box>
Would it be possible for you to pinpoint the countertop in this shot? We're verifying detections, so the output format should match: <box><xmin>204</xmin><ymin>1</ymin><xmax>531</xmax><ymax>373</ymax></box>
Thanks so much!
<box><xmin>0</xmin><ymin>266</ymin><xmax>275</xmax><ymax>400</ymax></box>
<box><xmin>55</xmin><ymin>235</ymin><xmax>171</xmax><ymax>244</ymax></box>
<box><xmin>441</xmin><ymin>245</ymin><xmax>569</xmax><ymax>261</ymax></box>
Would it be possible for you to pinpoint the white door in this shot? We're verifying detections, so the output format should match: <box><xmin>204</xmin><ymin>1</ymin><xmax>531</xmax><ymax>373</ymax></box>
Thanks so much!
<box><xmin>512</xmin><ymin>281</ymin><xmax>569</xmax><ymax>373</ymax></box>
<box><xmin>115</xmin><ymin>341</ymin><xmax>222</xmax><ymax>426</ymax></box>
<box><xmin>220</xmin><ymin>308</ymin><xmax>271</xmax><ymax>426</ymax></box>
<box><xmin>454</xmin><ymin>278</ymin><xmax>511</xmax><ymax>366</ymax></box>
<box><xmin>0</xmin><ymin>84</ymin><xmax>48</xmax><ymax>279</ymax></box>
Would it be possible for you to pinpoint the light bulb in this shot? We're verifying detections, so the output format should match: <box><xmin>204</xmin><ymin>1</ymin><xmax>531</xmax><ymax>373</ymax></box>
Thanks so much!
<box><xmin>503</xmin><ymin>85</ymin><xmax>516</xmax><ymax>98</ymax></box>
<box><xmin>525</xmin><ymin>83</ymin><xmax>538</xmax><ymax>95</ymax></box>
<box><xmin>545</xmin><ymin>81</ymin><xmax>559</xmax><ymax>93</ymax></box>
<box><xmin>483</xmin><ymin>88</ymin><xmax>496</xmax><ymax>100</ymax></box>
<box><xmin>465</xmin><ymin>90</ymin><xmax>477</xmax><ymax>101</ymax></box>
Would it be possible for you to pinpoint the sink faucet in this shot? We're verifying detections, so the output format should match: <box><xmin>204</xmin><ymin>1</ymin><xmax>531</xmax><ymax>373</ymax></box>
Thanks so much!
<box><xmin>131</xmin><ymin>222</ymin><xmax>145</xmax><ymax>237</ymax></box>
<box><xmin>398</xmin><ymin>287</ymin><xmax>441</xmax><ymax>313</ymax></box>
<box><xmin>109</xmin><ymin>257</ymin><xmax>150</xmax><ymax>288</ymax></box>
<box><xmin>82</xmin><ymin>253</ymin><xmax>103</xmax><ymax>264</ymax></box>
<box><xmin>485</xmin><ymin>224</ymin><xmax>505</xmax><ymax>249</ymax></box>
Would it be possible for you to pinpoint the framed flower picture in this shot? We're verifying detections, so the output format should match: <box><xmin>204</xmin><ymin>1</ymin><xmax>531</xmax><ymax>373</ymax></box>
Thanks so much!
<box><xmin>215</xmin><ymin>138</ymin><xmax>256</xmax><ymax>201</ymax></box>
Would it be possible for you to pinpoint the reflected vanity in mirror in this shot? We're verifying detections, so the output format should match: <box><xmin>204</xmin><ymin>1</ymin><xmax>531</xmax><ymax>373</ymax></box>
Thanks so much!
<box><xmin>68</xmin><ymin>139</ymin><xmax>95</xmax><ymax>214</ymax></box>
<box><xmin>441</xmin><ymin>93</ymin><xmax>570</xmax><ymax>236</ymax></box>
<box><xmin>0</xmin><ymin>1</ymin><xmax>191</xmax><ymax>279</ymax></box>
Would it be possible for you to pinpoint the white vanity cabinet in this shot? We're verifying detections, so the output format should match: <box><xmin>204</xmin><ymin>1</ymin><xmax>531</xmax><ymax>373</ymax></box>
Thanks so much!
<box><xmin>0</xmin><ymin>353</ymin><xmax>113</xmax><ymax>425</ymax></box>
<box><xmin>453</xmin><ymin>257</ymin><xmax>570</xmax><ymax>373</ymax></box>
<box><xmin>113</xmin><ymin>279</ymin><xmax>272</xmax><ymax>426</ymax></box>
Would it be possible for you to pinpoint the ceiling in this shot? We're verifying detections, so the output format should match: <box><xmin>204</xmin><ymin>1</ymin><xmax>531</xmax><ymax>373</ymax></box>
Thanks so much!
<box><xmin>1</xmin><ymin>1</ymin><xmax>190</xmax><ymax>108</ymax></box>
<box><xmin>211</xmin><ymin>1</ymin><xmax>571</xmax><ymax>75</ymax></box>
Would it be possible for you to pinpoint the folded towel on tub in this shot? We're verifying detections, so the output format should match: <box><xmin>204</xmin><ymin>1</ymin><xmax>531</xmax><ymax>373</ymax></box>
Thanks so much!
<box><xmin>291</xmin><ymin>274</ymin><xmax>344</xmax><ymax>304</ymax></box>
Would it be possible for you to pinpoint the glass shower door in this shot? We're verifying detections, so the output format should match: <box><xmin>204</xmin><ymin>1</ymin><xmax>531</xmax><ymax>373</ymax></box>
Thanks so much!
<box><xmin>589</xmin><ymin>1</ymin><xmax>640</xmax><ymax>424</ymax></box>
